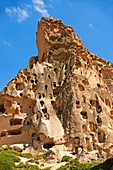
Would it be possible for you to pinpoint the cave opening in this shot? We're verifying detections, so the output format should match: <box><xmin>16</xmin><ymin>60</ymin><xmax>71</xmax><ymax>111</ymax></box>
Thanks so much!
<box><xmin>96</xmin><ymin>105</ymin><xmax>102</xmax><ymax>113</ymax></box>
<box><xmin>97</xmin><ymin>116</ymin><xmax>102</xmax><ymax>124</ymax></box>
<box><xmin>80</xmin><ymin>111</ymin><xmax>88</xmax><ymax>119</ymax></box>
<box><xmin>98</xmin><ymin>131</ymin><xmax>106</xmax><ymax>143</ymax></box>
<box><xmin>45</xmin><ymin>85</ymin><xmax>48</xmax><ymax>90</ymax></box>
<box><xmin>40</xmin><ymin>101</ymin><xmax>44</xmax><ymax>106</ymax></box>
<box><xmin>43</xmin><ymin>142</ymin><xmax>55</xmax><ymax>149</ymax></box>
<box><xmin>0</xmin><ymin>104</ymin><xmax>5</xmax><ymax>113</ymax></box>
<box><xmin>10</xmin><ymin>118</ymin><xmax>22</xmax><ymax>126</ymax></box>
<box><xmin>8</xmin><ymin>129</ymin><xmax>21</xmax><ymax>136</ymax></box>
<box><xmin>42</xmin><ymin>107</ymin><xmax>47</xmax><ymax>113</ymax></box>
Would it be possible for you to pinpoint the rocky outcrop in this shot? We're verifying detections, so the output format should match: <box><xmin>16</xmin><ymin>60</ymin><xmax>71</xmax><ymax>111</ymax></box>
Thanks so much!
<box><xmin>0</xmin><ymin>17</ymin><xmax>113</xmax><ymax>161</ymax></box>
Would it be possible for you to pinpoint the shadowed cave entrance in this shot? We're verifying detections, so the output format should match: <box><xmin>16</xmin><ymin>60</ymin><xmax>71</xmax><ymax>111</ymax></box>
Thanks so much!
<box><xmin>43</xmin><ymin>141</ymin><xmax>55</xmax><ymax>149</ymax></box>
<box><xmin>10</xmin><ymin>118</ymin><xmax>22</xmax><ymax>126</ymax></box>
<box><xmin>0</xmin><ymin>104</ymin><xmax>5</xmax><ymax>113</ymax></box>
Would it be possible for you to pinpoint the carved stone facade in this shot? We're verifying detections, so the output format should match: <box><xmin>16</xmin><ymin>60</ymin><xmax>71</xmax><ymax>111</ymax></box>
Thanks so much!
<box><xmin>0</xmin><ymin>17</ymin><xmax>113</xmax><ymax>159</ymax></box>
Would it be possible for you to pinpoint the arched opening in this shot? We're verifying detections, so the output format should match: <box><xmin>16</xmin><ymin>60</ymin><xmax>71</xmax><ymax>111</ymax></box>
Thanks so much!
<box><xmin>35</xmin><ymin>79</ymin><xmax>38</xmax><ymax>84</ymax></box>
<box><xmin>76</xmin><ymin>101</ymin><xmax>80</xmax><ymax>104</ymax></box>
<box><xmin>78</xmin><ymin>84</ymin><xmax>85</xmax><ymax>91</ymax></box>
<box><xmin>80</xmin><ymin>111</ymin><xmax>88</xmax><ymax>119</ymax></box>
<box><xmin>53</xmin><ymin>86</ymin><xmax>62</xmax><ymax>95</ymax></box>
<box><xmin>26</xmin><ymin>121</ymin><xmax>30</xmax><ymax>125</ymax></box>
<box><xmin>58</xmin><ymin>82</ymin><xmax>61</xmax><ymax>86</ymax></box>
<box><xmin>54</xmin><ymin>68</ymin><xmax>58</xmax><ymax>74</ymax></box>
<box><xmin>49</xmin><ymin>94</ymin><xmax>52</xmax><ymax>99</ymax></box>
<box><xmin>97</xmin><ymin>116</ymin><xmax>102</xmax><ymax>124</ymax></box>
<box><xmin>45</xmin><ymin>85</ymin><xmax>48</xmax><ymax>90</ymax></box>
<box><xmin>89</xmin><ymin>122</ymin><xmax>96</xmax><ymax>132</ymax></box>
<box><xmin>42</xmin><ymin>93</ymin><xmax>45</xmax><ymax>98</ymax></box>
<box><xmin>1</xmin><ymin>131</ymin><xmax>6</xmax><ymax>137</ymax></box>
<box><xmin>110</xmin><ymin>110</ymin><xmax>113</xmax><ymax>119</ymax></box>
<box><xmin>110</xmin><ymin>110</ymin><xmax>113</xmax><ymax>115</ymax></box>
<box><xmin>32</xmin><ymin>85</ymin><xmax>38</xmax><ymax>92</ymax></box>
<box><xmin>90</xmin><ymin>100</ymin><xmax>96</xmax><ymax>107</ymax></box>
<box><xmin>65</xmin><ymin>63</ymin><xmax>68</xmax><ymax>70</ymax></box>
<box><xmin>42</xmin><ymin>107</ymin><xmax>47</xmax><ymax>113</ymax></box>
<box><xmin>53</xmin><ymin>82</ymin><xmax>56</xmax><ymax>88</ymax></box>
<box><xmin>86</xmin><ymin>137</ymin><xmax>91</xmax><ymax>151</ymax></box>
<box><xmin>38</xmin><ymin>94</ymin><xmax>41</xmax><ymax>99</ymax></box>
<box><xmin>105</xmin><ymin>99</ymin><xmax>110</xmax><ymax>107</ymax></box>
<box><xmin>96</xmin><ymin>105</ymin><xmax>102</xmax><ymax>113</ymax></box>
<box><xmin>82</xmin><ymin>79</ymin><xmax>89</xmax><ymax>86</ymax></box>
<box><xmin>98</xmin><ymin>131</ymin><xmax>106</xmax><ymax>143</ymax></box>
<box><xmin>90</xmin><ymin>134</ymin><xmax>97</xmax><ymax>150</ymax></box>
<box><xmin>48</xmin><ymin>75</ymin><xmax>51</xmax><ymax>79</ymax></box>
<box><xmin>97</xmin><ymin>83</ymin><xmax>101</xmax><ymax>88</ymax></box>
<box><xmin>31</xmin><ymin>80</ymin><xmax>34</xmax><ymax>83</ymax></box>
<box><xmin>74</xmin><ymin>137</ymin><xmax>80</xmax><ymax>146</ymax></box>
<box><xmin>40</xmin><ymin>101</ymin><xmax>44</xmax><ymax>106</ymax></box>
<box><xmin>20</xmin><ymin>93</ymin><xmax>23</xmax><ymax>97</ymax></box>
<box><xmin>82</xmin><ymin>125</ymin><xmax>87</xmax><ymax>133</ymax></box>
<box><xmin>16</xmin><ymin>83</ymin><xmax>24</xmax><ymax>90</ymax></box>
<box><xmin>76</xmin><ymin>101</ymin><xmax>81</xmax><ymax>108</ymax></box>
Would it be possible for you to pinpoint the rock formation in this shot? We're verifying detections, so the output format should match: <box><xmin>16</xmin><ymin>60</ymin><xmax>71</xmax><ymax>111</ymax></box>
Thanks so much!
<box><xmin>0</xmin><ymin>17</ymin><xmax>113</xmax><ymax>161</ymax></box>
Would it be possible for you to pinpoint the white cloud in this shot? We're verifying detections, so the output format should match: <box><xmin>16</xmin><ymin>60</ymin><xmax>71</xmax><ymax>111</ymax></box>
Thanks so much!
<box><xmin>33</xmin><ymin>5</ymin><xmax>49</xmax><ymax>17</ymax></box>
<box><xmin>5</xmin><ymin>7</ymin><xmax>30</xmax><ymax>23</ymax></box>
<box><xmin>3</xmin><ymin>40</ymin><xmax>11</xmax><ymax>47</ymax></box>
<box><xmin>5</xmin><ymin>0</ymin><xmax>49</xmax><ymax>22</ymax></box>
<box><xmin>89</xmin><ymin>23</ymin><xmax>95</xmax><ymax>28</ymax></box>
<box><xmin>32</xmin><ymin>0</ymin><xmax>44</xmax><ymax>5</ymax></box>
<box><xmin>32</xmin><ymin>0</ymin><xmax>49</xmax><ymax>17</ymax></box>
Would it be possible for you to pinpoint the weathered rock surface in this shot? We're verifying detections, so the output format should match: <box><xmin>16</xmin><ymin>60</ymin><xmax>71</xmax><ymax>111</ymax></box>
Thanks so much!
<box><xmin>0</xmin><ymin>17</ymin><xmax>113</xmax><ymax>162</ymax></box>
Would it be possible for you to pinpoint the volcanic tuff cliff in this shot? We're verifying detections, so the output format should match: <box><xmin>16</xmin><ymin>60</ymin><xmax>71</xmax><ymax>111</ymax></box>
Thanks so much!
<box><xmin>0</xmin><ymin>17</ymin><xmax>113</xmax><ymax>161</ymax></box>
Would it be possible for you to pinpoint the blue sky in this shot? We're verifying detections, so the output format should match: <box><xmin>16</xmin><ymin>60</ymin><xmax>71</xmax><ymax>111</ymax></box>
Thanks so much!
<box><xmin>0</xmin><ymin>0</ymin><xmax>113</xmax><ymax>90</ymax></box>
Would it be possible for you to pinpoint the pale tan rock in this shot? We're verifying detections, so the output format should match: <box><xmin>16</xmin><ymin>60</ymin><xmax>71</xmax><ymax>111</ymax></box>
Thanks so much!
<box><xmin>2</xmin><ymin>145</ymin><xmax>9</xmax><ymax>150</ymax></box>
<box><xmin>12</xmin><ymin>145</ymin><xmax>23</xmax><ymax>152</ymax></box>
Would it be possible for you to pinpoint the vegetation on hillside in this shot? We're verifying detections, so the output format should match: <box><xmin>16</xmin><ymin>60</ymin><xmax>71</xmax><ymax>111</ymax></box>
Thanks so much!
<box><xmin>57</xmin><ymin>157</ymin><xmax>113</xmax><ymax>170</ymax></box>
<box><xmin>0</xmin><ymin>149</ymin><xmax>113</xmax><ymax>170</ymax></box>
<box><xmin>0</xmin><ymin>149</ymin><xmax>50</xmax><ymax>170</ymax></box>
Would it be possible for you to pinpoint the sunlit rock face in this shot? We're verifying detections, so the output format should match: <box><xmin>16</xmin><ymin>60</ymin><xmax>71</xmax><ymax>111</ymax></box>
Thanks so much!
<box><xmin>0</xmin><ymin>17</ymin><xmax>113</xmax><ymax>160</ymax></box>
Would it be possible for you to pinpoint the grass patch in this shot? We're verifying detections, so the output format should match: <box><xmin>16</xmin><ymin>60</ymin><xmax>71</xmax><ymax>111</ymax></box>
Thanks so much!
<box><xmin>34</xmin><ymin>153</ymin><xmax>47</xmax><ymax>161</ymax></box>
<box><xmin>16</xmin><ymin>162</ymin><xmax>40</xmax><ymax>170</ymax></box>
<box><xmin>0</xmin><ymin>149</ymin><xmax>20</xmax><ymax>170</ymax></box>
<box><xmin>0</xmin><ymin>149</ymin><xmax>51</xmax><ymax>170</ymax></box>
<box><xmin>57</xmin><ymin>158</ymin><xmax>99</xmax><ymax>170</ymax></box>
<box><xmin>20</xmin><ymin>152</ymin><xmax>33</xmax><ymax>158</ymax></box>
<box><xmin>16</xmin><ymin>162</ymin><xmax>51</xmax><ymax>170</ymax></box>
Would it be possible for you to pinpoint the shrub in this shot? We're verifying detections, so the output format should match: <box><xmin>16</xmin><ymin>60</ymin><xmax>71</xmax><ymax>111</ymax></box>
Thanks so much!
<box><xmin>61</xmin><ymin>155</ymin><xmax>72</xmax><ymax>162</ymax></box>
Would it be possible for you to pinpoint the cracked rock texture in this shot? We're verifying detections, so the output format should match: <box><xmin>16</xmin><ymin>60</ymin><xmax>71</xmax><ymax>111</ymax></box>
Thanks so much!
<box><xmin>0</xmin><ymin>17</ymin><xmax>113</xmax><ymax>161</ymax></box>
